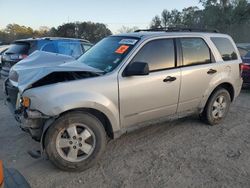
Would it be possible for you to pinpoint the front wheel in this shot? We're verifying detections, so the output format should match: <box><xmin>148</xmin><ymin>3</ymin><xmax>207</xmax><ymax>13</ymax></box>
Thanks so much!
<box><xmin>45</xmin><ymin>111</ymin><xmax>107</xmax><ymax>171</ymax></box>
<box><xmin>200</xmin><ymin>88</ymin><xmax>231</xmax><ymax>125</ymax></box>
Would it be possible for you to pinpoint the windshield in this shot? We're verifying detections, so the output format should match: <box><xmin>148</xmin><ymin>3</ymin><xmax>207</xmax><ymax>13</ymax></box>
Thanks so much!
<box><xmin>78</xmin><ymin>36</ymin><xmax>139</xmax><ymax>73</ymax></box>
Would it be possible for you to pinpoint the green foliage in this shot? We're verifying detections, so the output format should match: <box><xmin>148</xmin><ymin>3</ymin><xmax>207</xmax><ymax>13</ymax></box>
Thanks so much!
<box><xmin>150</xmin><ymin>0</ymin><xmax>250</xmax><ymax>42</ymax></box>
<box><xmin>39</xmin><ymin>22</ymin><xmax>112</xmax><ymax>43</ymax></box>
<box><xmin>117</xmin><ymin>26</ymin><xmax>139</xmax><ymax>33</ymax></box>
<box><xmin>150</xmin><ymin>16</ymin><xmax>162</xmax><ymax>29</ymax></box>
<box><xmin>0</xmin><ymin>22</ymin><xmax>112</xmax><ymax>44</ymax></box>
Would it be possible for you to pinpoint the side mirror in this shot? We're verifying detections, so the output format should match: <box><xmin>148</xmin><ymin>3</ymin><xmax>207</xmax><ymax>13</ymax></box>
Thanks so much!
<box><xmin>124</xmin><ymin>62</ymin><xmax>149</xmax><ymax>76</ymax></box>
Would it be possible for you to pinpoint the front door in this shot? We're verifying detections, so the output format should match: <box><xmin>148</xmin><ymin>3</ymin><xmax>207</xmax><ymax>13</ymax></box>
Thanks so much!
<box><xmin>118</xmin><ymin>38</ymin><xmax>181</xmax><ymax>127</ymax></box>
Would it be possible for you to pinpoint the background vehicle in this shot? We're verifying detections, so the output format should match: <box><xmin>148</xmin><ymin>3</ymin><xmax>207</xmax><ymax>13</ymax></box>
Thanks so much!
<box><xmin>5</xmin><ymin>28</ymin><xmax>243</xmax><ymax>171</ymax></box>
<box><xmin>0</xmin><ymin>45</ymin><xmax>10</xmax><ymax>70</ymax></box>
<box><xmin>1</xmin><ymin>37</ymin><xmax>92</xmax><ymax>78</ymax></box>
<box><xmin>237</xmin><ymin>43</ymin><xmax>250</xmax><ymax>51</ymax></box>
<box><xmin>237</xmin><ymin>46</ymin><xmax>250</xmax><ymax>87</ymax></box>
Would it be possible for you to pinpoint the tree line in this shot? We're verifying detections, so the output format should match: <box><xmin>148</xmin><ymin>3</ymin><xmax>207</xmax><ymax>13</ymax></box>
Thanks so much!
<box><xmin>1</xmin><ymin>0</ymin><xmax>250</xmax><ymax>44</ymax></box>
<box><xmin>0</xmin><ymin>22</ymin><xmax>112</xmax><ymax>44</ymax></box>
<box><xmin>150</xmin><ymin>0</ymin><xmax>250</xmax><ymax>42</ymax></box>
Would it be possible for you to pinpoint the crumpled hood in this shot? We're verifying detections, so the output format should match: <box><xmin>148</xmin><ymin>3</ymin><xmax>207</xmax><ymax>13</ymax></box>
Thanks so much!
<box><xmin>10</xmin><ymin>51</ymin><xmax>103</xmax><ymax>92</ymax></box>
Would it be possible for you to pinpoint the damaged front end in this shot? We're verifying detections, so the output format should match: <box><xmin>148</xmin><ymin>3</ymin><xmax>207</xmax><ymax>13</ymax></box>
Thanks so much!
<box><xmin>4</xmin><ymin>79</ymin><xmax>49</xmax><ymax>141</ymax></box>
<box><xmin>4</xmin><ymin>51</ymin><xmax>103</xmax><ymax>142</ymax></box>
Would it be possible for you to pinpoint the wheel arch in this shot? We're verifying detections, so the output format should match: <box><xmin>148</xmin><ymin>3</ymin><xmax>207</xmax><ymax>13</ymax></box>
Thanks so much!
<box><xmin>210</xmin><ymin>82</ymin><xmax>235</xmax><ymax>102</ymax></box>
<box><xmin>200</xmin><ymin>82</ymin><xmax>235</xmax><ymax>113</ymax></box>
<box><xmin>41</xmin><ymin>108</ymin><xmax>115</xmax><ymax>151</ymax></box>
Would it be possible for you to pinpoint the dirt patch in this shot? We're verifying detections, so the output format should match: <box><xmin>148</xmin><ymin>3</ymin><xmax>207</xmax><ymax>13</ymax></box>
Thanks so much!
<box><xmin>0</xmin><ymin>80</ymin><xmax>249</xmax><ymax>188</ymax></box>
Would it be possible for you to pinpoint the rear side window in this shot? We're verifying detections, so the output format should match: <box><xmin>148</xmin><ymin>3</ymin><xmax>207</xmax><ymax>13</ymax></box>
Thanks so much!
<box><xmin>41</xmin><ymin>43</ymin><xmax>57</xmax><ymax>53</ymax></box>
<box><xmin>180</xmin><ymin>38</ymin><xmax>211</xmax><ymax>66</ymax></box>
<box><xmin>57</xmin><ymin>42</ymin><xmax>83</xmax><ymax>58</ymax></box>
<box><xmin>82</xmin><ymin>43</ymin><xmax>92</xmax><ymax>53</ymax></box>
<box><xmin>211</xmin><ymin>37</ymin><xmax>238</xmax><ymax>61</ymax></box>
<box><xmin>5</xmin><ymin>42</ymin><xmax>30</xmax><ymax>54</ymax></box>
<box><xmin>131</xmin><ymin>39</ymin><xmax>175</xmax><ymax>71</ymax></box>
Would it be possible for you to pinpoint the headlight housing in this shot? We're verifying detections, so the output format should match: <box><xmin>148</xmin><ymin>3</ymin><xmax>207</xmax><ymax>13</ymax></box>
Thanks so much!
<box><xmin>9</xmin><ymin>70</ymin><xmax>19</xmax><ymax>82</ymax></box>
<box><xmin>21</xmin><ymin>96</ymin><xmax>30</xmax><ymax>108</ymax></box>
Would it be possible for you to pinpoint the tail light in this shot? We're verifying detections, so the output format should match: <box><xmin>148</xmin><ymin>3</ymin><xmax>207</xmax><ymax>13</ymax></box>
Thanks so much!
<box><xmin>18</xmin><ymin>54</ymin><xmax>28</xmax><ymax>60</ymax></box>
<box><xmin>241</xmin><ymin>63</ymin><xmax>250</xmax><ymax>71</ymax></box>
<box><xmin>10</xmin><ymin>54</ymin><xmax>28</xmax><ymax>60</ymax></box>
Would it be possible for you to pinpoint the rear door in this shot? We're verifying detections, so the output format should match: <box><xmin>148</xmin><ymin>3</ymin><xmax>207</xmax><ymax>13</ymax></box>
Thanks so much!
<box><xmin>177</xmin><ymin>37</ymin><xmax>220</xmax><ymax>112</ymax></box>
<box><xmin>119</xmin><ymin>38</ymin><xmax>181</xmax><ymax>127</ymax></box>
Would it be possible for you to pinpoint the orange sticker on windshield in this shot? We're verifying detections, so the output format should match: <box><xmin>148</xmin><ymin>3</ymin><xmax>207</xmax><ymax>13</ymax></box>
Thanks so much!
<box><xmin>115</xmin><ymin>45</ymin><xmax>129</xmax><ymax>54</ymax></box>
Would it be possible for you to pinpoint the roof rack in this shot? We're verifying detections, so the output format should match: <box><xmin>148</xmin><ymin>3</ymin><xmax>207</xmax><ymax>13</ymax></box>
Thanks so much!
<box><xmin>134</xmin><ymin>27</ymin><xmax>219</xmax><ymax>33</ymax></box>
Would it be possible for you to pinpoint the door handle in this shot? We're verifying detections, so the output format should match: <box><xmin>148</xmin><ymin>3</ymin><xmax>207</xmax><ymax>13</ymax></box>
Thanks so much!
<box><xmin>163</xmin><ymin>76</ymin><xmax>176</xmax><ymax>82</ymax></box>
<box><xmin>207</xmin><ymin>69</ymin><xmax>217</xmax><ymax>74</ymax></box>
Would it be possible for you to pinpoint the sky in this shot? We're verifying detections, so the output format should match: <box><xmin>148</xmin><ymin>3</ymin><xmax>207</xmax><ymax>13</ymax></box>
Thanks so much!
<box><xmin>0</xmin><ymin>0</ymin><xmax>201</xmax><ymax>33</ymax></box>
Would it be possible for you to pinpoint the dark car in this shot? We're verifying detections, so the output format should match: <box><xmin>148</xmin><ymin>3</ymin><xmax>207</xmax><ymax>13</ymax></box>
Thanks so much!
<box><xmin>238</xmin><ymin>46</ymin><xmax>250</xmax><ymax>87</ymax></box>
<box><xmin>1</xmin><ymin>37</ymin><xmax>92</xmax><ymax>78</ymax></box>
<box><xmin>0</xmin><ymin>45</ymin><xmax>10</xmax><ymax>69</ymax></box>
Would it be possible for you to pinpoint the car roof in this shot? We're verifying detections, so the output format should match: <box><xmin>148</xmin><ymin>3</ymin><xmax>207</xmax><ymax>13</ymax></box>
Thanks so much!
<box><xmin>113</xmin><ymin>31</ymin><xmax>230</xmax><ymax>40</ymax></box>
<box><xmin>14</xmin><ymin>37</ymin><xmax>91</xmax><ymax>44</ymax></box>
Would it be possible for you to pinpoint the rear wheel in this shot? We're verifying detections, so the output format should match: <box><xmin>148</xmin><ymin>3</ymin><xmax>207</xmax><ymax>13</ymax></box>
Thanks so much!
<box><xmin>45</xmin><ymin>111</ymin><xmax>107</xmax><ymax>171</ymax></box>
<box><xmin>200</xmin><ymin>88</ymin><xmax>231</xmax><ymax>125</ymax></box>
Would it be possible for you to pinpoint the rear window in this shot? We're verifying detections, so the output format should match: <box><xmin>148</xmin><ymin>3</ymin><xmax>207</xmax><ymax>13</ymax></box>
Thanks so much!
<box><xmin>211</xmin><ymin>37</ymin><xmax>238</xmax><ymax>61</ymax></box>
<box><xmin>5</xmin><ymin>42</ymin><xmax>30</xmax><ymax>54</ymax></box>
<box><xmin>238</xmin><ymin>47</ymin><xmax>248</xmax><ymax>57</ymax></box>
<box><xmin>82</xmin><ymin>43</ymin><xmax>92</xmax><ymax>53</ymax></box>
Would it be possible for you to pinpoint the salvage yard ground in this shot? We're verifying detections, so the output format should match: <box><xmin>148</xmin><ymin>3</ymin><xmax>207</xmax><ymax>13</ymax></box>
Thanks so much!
<box><xmin>0</xmin><ymin>79</ymin><xmax>249</xmax><ymax>188</ymax></box>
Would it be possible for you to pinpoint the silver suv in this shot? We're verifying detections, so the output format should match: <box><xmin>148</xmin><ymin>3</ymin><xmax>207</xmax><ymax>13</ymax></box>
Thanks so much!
<box><xmin>4</xmin><ymin>29</ymin><xmax>243</xmax><ymax>171</ymax></box>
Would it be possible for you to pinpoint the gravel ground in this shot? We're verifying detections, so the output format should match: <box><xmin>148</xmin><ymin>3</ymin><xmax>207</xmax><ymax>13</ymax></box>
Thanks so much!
<box><xmin>0</xmin><ymin>80</ymin><xmax>249</xmax><ymax>188</ymax></box>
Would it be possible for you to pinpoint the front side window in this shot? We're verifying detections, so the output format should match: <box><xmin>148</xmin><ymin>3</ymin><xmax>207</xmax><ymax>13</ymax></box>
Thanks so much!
<box><xmin>131</xmin><ymin>39</ymin><xmax>175</xmax><ymax>71</ymax></box>
<box><xmin>180</xmin><ymin>38</ymin><xmax>211</xmax><ymax>66</ymax></box>
<box><xmin>78</xmin><ymin>36</ymin><xmax>139</xmax><ymax>73</ymax></box>
<box><xmin>211</xmin><ymin>37</ymin><xmax>238</xmax><ymax>61</ymax></box>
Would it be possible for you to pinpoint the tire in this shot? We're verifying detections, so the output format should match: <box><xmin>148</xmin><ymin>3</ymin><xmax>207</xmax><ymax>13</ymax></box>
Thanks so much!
<box><xmin>44</xmin><ymin>111</ymin><xmax>107</xmax><ymax>171</ymax></box>
<box><xmin>200</xmin><ymin>88</ymin><xmax>231</xmax><ymax>125</ymax></box>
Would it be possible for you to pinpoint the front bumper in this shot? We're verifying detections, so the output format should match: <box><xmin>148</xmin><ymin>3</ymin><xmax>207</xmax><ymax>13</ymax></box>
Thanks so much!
<box><xmin>4</xmin><ymin>79</ymin><xmax>50</xmax><ymax>141</ymax></box>
<box><xmin>1</xmin><ymin>66</ymin><xmax>11</xmax><ymax>79</ymax></box>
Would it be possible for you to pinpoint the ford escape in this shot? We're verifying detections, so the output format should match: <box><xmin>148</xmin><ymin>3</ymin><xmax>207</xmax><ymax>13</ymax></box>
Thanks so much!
<box><xmin>4</xmin><ymin>28</ymin><xmax>243</xmax><ymax>171</ymax></box>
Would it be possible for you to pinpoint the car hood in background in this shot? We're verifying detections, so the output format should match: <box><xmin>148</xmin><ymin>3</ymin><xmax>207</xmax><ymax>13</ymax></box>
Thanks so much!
<box><xmin>10</xmin><ymin>51</ymin><xmax>103</xmax><ymax>92</ymax></box>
